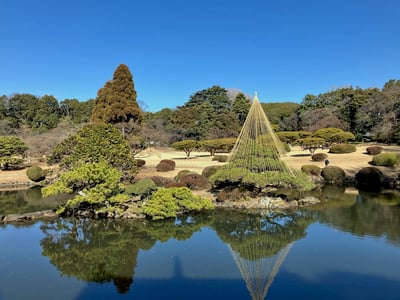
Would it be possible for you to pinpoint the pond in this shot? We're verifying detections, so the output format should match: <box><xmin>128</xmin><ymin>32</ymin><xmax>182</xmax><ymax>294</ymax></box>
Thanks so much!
<box><xmin>1</xmin><ymin>187</ymin><xmax>400</xmax><ymax>300</ymax></box>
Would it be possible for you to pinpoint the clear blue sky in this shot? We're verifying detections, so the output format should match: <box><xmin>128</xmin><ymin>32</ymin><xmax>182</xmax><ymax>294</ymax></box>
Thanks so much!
<box><xmin>2</xmin><ymin>0</ymin><xmax>400</xmax><ymax>112</ymax></box>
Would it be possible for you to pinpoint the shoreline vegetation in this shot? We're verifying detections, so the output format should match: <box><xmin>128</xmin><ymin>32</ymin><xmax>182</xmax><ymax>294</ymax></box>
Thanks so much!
<box><xmin>1</xmin><ymin>144</ymin><xmax>399</xmax><ymax>224</ymax></box>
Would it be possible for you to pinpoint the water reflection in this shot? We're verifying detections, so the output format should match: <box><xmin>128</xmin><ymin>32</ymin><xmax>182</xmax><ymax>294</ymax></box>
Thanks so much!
<box><xmin>2</xmin><ymin>187</ymin><xmax>400</xmax><ymax>299</ymax></box>
<box><xmin>39</xmin><ymin>214</ymin><xmax>213</xmax><ymax>294</ymax></box>
<box><xmin>38</xmin><ymin>210</ymin><xmax>315</xmax><ymax>298</ymax></box>
<box><xmin>213</xmin><ymin>210</ymin><xmax>314</xmax><ymax>300</ymax></box>
<box><xmin>306</xmin><ymin>186</ymin><xmax>400</xmax><ymax>245</ymax></box>
<box><xmin>0</xmin><ymin>187</ymin><xmax>70</xmax><ymax>215</ymax></box>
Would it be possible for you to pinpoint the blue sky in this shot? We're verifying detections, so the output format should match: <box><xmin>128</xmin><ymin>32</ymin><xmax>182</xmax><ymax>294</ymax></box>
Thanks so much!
<box><xmin>2</xmin><ymin>0</ymin><xmax>400</xmax><ymax>112</ymax></box>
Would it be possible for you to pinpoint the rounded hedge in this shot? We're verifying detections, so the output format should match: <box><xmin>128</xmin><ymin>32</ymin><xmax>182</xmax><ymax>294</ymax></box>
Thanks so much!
<box><xmin>355</xmin><ymin>167</ymin><xmax>383</xmax><ymax>192</ymax></box>
<box><xmin>321</xmin><ymin>166</ymin><xmax>346</xmax><ymax>184</ymax></box>
<box><xmin>366</xmin><ymin>146</ymin><xmax>383</xmax><ymax>155</ymax></box>
<box><xmin>311</xmin><ymin>153</ymin><xmax>328</xmax><ymax>162</ymax></box>
<box><xmin>26</xmin><ymin>165</ymin><xmax>45</xmax><ymax>182</ymax></box>
<box><xmin>329</xmin><ymin>144</ymin><xmax>356</xmax><ymax>154</ymax></box>
<box><xmin>175</xmin><ymin>170</ymin><xmax>196</xmax><ymax>181</ymax></box>
<box><xmin>179</xmin><ymin>174</ymin><xmax>211</xmax><ymax>190</ymax></box>
<box><xmin>301</xmin><ymin>165</ymin><xmax>321</xmax><ymax>176</ymax></box>
<box><xmin>371</xmin><ymin>153</ymin><xmax>400</xmax><ymax>167</ymax></box>
<box><xmin>212</xmin><ymin>155</ymin><xmax>229</xmax><ymax>162</ymax></box>
<box><xmin>202</xmin><ymin>165</ymin><xmax>222</xmax><ymax>178</ymax></box>
<box><xmin>125</xmin><ymin>178</ymin><xmax>156</xmax><ymax>197</ymax></box>
<box><xmin>135</xmin><ymin>159</ymin><xmax>146</xmax><ymax>168</ymax></box>
<box><xmin>150</xmin><ymin>176</ymin><xmax>173</xmax><ymax>187</ymax></box>
<box><xmin>156</xmin><ymin>159</ymin><xmax>176</xmax><ymax>172</ymax></box>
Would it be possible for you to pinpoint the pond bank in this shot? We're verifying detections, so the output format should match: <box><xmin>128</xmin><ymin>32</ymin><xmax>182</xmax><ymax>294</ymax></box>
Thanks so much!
<box><xmin>0</xmin><ymin>193</ymin><xmax>321</xmax><ymax>224</ymax></box>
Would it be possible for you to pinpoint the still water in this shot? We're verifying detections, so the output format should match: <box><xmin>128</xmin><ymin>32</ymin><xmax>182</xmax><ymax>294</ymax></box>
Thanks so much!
<box><xmin>1</xmin><ymin>187</ymin><xmax>400</xmax><ymax>300</ymax></box>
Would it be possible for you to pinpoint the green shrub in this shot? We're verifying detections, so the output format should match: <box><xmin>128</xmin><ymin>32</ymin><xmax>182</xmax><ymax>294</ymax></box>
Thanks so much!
<box><xmin>301</xmin><ymin>165</ymin><xmax>321</xmax><ymax>176</ymax></box>
<box><xmin>212</xmin><ymin>155</ymin><xmax>229</xmax><ymax>162</ymax></box>
<box><xmin>156</xmin><ymin>159</ymin><xmax>176</xmax><ymax>172</ymax></box>
<box><xmin>355</xmin><ymin>167</ymin><xmax>383</xmax><ymax>192</ymax></box>
<box><xmin>210</xmin><ymin>167</ymin><xmax>314</xmax><ymax>190</ymax></box>
<box><xmin>202</xmin><ymin>165</ymin><xmax>222</xmax><ymax>178</ymax></box>
<box><xmin>321</xmin><ymin>166</ymin><xmax>346</xmax><ymax>184</ymax></box>
<box><xmin>0</xmin><ymin>157</ymin><xmax>25</xmax><ymax>170</ymax></box>
<box><xmin>125</xmin><ymin>178</ymin><xmax>157</xmax><ymax>198</ymax></box>
<box><xmin>42</xmin><ymin>161</ymin><xmax>128</xmax><ymax>216</ymax></box>
<box><xmin>366</xmin><ymin>146</ymin><xmax>383</xmax><ymax>155</ymax></box>
<box><xmin>311</xmin><ymin>153</ymin><xmax>328</xmax><ymax>162</ymax></box>
<box><xmin>47</xmin><ymin>123</ymin><xmax>137</xmax><ymax>179</ymax></box>
<box><xmin>371</xmin><ymin>153</ymin><xmax>400</xmax><ymax>167</ymax></box>
<box><xmin>329</xmin><ymin>144</ymin><xmax>356</xmax><ymax>154</ymax></box>
<box><xmin>26</xmin><ymin>165</ymin><xmax>45</xmax><ymax>182</ymax></box>
<box><xmin>143</xmin><ymin>187</ymin><xmax>214</xmax><ymax>220</ymax></box>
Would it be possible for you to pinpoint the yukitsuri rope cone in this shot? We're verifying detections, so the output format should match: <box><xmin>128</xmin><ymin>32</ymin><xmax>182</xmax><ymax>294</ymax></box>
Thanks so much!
<box><xmin>214</xmin><ymin>93</ymin><xmax>313</xmax><ymax>190</ymax></box>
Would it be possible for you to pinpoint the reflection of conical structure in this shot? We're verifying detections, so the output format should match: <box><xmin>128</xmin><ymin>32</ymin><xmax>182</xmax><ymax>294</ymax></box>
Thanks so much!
<box><xmin>229</xmin><ymin>242</ymin><xmax>292</xmax><ymax>300</ymax></box>
<box><xmin>212</xmin><ymin>210</ymin><xmax>314</xmax><ymax>300</ymax></box>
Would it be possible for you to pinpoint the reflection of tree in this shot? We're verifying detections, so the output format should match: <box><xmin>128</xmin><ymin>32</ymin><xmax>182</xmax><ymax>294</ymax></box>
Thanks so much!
<box><xmin>40</xmin><ymin>214</ymin><xmax>213</xmax><ymax>294</ymax></box>
<box><xmin>213</xmin><ymin>210</ymin><xmax>314</xmax><ymax>259</ymax></box>
<box><xmin>212</xmin><ymin>209</ymin><xmax>314</xmax><ymax>300</ymax></box>
<box><xmin>316</xmin><ymin>191</ymin><xmax>400</xmax><ymax>245</ymax></box>
<box><xmin>0</xmin><ymin>187</ymin><xmax>70</xmax><ymax>215</ymax></box>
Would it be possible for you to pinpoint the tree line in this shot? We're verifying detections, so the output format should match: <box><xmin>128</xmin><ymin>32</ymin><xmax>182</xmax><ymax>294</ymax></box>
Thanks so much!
<box><xmin>1</xmin><ymin>64</ymin><xmax>399</xmax><ymax>158</ymax></box>
<box><xmin>142</xmin><ymin>80</ymin><xmax>400</xmax><ymax>145</ymax></box>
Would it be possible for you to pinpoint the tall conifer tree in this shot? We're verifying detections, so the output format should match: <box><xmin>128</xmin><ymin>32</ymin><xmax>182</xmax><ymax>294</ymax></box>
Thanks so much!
<box><xmin>92</xmin><ymin>64</ymin><xmax>143</xmax><ymax>134</ymax></box>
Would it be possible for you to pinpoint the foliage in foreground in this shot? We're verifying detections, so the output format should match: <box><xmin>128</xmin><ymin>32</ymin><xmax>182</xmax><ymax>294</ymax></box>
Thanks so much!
<box><xmin>210</xmin><ymin>167</ymin><xmax>314</xmax><ymax>191</ymax></box>
<box><xmin>42</xmin><ymin>162</ymin><xmax>128</xmax><ymax>215</ymax></box>
<box><xmin>143</xmin><ymin>187</ymin><xmax>214</xmax><ymax>220</ymax></box>
<box><xmin>48</xmin><ymin>123</ymin><xmax>137</xmax><ymax>178</ymax></box>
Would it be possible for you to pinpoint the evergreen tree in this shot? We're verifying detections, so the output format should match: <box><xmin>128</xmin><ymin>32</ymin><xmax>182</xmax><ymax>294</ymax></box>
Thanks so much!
<box><xmin>232</xmin><ymin>92</ymin><xmax>250</xmax><ymax>125</ymax></box>
<box><xmin>92</xmin><ymin>64</ymin><xmax>143</xmax><ymax>134</ymax></box>
<box><xmin>184</xmin><ymin>85</ymin><xmax>230</xmax><ymax>112</ymax></box>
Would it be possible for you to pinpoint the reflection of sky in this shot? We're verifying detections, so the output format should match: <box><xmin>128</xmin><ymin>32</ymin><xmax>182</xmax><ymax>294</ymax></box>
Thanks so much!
<box><xmin>285</xmin><ymin>222</ymin><xmax>400</xmax><ymax>282</ymax></box>
<box><xmin>0</xmin><ymin>222</ymin><xmax>86</xmax><ymax>300</ymax></box>
<box><xmin>1</xmin><ymin>218</ymin><xmax>400</xmax><ymax>299</ymax></box>
<box><xmin>135</xmin><ymin>227</ymin><xmax>241</xmax><ymax>279</ymax></box>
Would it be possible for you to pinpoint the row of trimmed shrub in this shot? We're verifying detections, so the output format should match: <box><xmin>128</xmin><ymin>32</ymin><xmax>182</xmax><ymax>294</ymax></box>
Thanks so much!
<box><xmin>155</xmin><ymin>156</ymin><xmax>228</xmax><ymax>172</ymax></box>
<box><xmin>301</xmin><ymin>165</ymin><xmax>346</xmax><ymax>184</ymax></box>
<box><xmin>311</xmin><ymin>145</ymin><xmax>398</xmax><ymax>167</ymax></box>
<box><xmin>131</xmin><ymin>166</ymin><xmax>223</xmax><ymax>193</ymax></box>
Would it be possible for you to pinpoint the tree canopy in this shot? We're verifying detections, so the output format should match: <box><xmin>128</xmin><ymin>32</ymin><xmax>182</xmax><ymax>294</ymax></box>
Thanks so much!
<box><xmin>48</xmin><ymin>123</ymin><xmax>136</xmax><ymax>178</ymax></box>
<box><xmin>92</xmin><ymin>64</ymin><xmax>143</xmax><ymax>134</ymax></box>
<box><xmin>0</xmin><ymin>136</ymin><xmax>28</xmax><ymax>169</ymax></box>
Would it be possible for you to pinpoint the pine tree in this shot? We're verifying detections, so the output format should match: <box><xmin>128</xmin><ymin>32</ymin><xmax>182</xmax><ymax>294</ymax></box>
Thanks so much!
<box><xmin>92</xmin><ymin>64</ymin><xmax>143</xmax><ymax>134</ymax></box>
<box><xmin>232</xmin><ymin>92</ymin><xmax>250</xmax><ymax>125</ymax></box>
